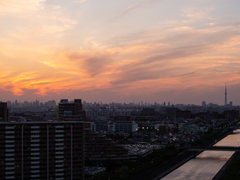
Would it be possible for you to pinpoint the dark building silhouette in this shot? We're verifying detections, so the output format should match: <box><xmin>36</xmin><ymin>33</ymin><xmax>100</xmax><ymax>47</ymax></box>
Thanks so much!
<box><xmin>140</xmin><ymin>108</ymin><xmax>160</xmax><ymax>116</ymax></box>
<box><xmin>0</xmin><ymin>102</ymin><xmax>8</xmax><ymax>122</ymax></box>
<box><xmin>0</xmin><ymin>121</ymin><xmax>84</xmax><ymax>179</ymax></box>
<box><xmin>165</xmin><ymin>107</ymin><xmax>180</xmax><ymax>116</ymax></box>
<box><xmin>176</xmin><ymin>110</ymin><xmax>192</xmax><ymax>119</ymax></box>
<box><xmin>58</xmin><ymin>99</ymin><xmax>86</xmax><ymax>121</ymax></box>
<box><xmin>114</xmin><ymin>116</ymin><xmax>131</xmax><ymax>121</ymax></box>
<box><xmin>224</xmin><ymin>110</ymin><xmax>239</xmax><ymax>120</ymax></box>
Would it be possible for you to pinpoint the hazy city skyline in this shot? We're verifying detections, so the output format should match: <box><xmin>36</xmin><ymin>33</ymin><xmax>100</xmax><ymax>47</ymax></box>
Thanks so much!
<box><xmin>1</xmin><ymin>0</ymin><xmax>240</xmax><ymax>104</ymax></box>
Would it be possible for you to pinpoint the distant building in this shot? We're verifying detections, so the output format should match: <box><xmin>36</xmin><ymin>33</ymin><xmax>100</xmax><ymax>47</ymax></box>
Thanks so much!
<box><xmin>114</xmin><ymin>116</ymin><xmax>131</xmax><ymax>121</ymax></box>
<box><xmin>176</xmin><ymin>110</ymin><xmax>192</xmax><ymax>119</ymax></box>
<box><xmin>224</xmin><ymin>110</ymin><xmax>239</xmax><ymax>120</ymax></box>
<box><xmin>58</xmin><ymin>99</ymin><xmax>86</xmax><ymax>121</ymax></box>
<box><xmin>165</xmin><ymin>107</ymin><xmax>179</xmax><ymax>116</ymax></box>
<box><xmin>140</xmin><ymin>108</ymin><xmax>160</xmax><ymax>116</ymax></box>
<box><xmin>113</xmin><ymin>121</ymin><xmax>138</xmax><ymax>132</ymax></box>
<box><xmin>202</xmin><ymin>101</ymin><xmax>206</xmax><ymax>107</ymax></box>
<box><xmin>92</xmin><ymin>121</ymin><xmax>109</xmax><ymax>132</ymax></box>
<box><xmin>158</xmin><ymin>125</ymin><xmax>170</xmax><ymax>134</ymax></box>
<box><xmin>0</xmin><ymin>102</ymin><xmax>8</xmax><ymax>122</ymax></box>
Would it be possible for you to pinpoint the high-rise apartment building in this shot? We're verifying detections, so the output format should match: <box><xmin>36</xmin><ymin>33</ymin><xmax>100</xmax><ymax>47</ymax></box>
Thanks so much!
<box><xmin>0</xmin><ymin>121</ymin><xmax>84</xmax><ymax>180</ymax></box>
<box><xmin>0</xmin><ymin>102</ymin><xmax>8</xmax><ymax>122</ymax></box>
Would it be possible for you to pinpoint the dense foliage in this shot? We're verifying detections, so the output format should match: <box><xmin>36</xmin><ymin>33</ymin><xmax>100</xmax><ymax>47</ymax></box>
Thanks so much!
<box><xmin>92</xmin><ymin>145</ymin><xmax>178</xmax><ymax>180</ymax></box>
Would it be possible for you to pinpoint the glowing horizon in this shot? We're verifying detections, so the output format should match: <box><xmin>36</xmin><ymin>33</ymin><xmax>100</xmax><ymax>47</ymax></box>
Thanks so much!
<box><xmin>1</xmin><ymin>0</ymin><xmax>240</xmax><ymax>105</ymax></box>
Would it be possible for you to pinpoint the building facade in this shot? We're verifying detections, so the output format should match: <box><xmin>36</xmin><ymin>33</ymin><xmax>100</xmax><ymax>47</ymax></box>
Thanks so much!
<box><xmin>0</xmin><ymin>102</ymin><xmax>8</xmax><ymax>122</ymax></box>
<box><xmin>113</xmin><ymin>121</ymin><xmax>138</xmax><ymax>132</ymax></box>
<box><xmin>0</xmin><ymin>121</ymin><xmax>84</xmax><ymax>180</ymax></box>
<box><xmin>58</xmin><ymin>99</ymin><xmax>86</xmax><ymax>121</ymax></box>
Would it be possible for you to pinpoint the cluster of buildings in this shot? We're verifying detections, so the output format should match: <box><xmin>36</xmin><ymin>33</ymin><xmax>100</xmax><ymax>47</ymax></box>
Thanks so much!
<box><xmin>0</xmin><ymin>96</ymin><xmax>240</xmax><ymax>180</ymax></box>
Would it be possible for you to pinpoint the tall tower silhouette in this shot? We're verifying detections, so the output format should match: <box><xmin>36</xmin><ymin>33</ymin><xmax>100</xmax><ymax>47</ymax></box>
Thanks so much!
<box><xmin>225</xmin><ymin>83</ymin><xmax>227</xmax><ymax>106</ymax></box>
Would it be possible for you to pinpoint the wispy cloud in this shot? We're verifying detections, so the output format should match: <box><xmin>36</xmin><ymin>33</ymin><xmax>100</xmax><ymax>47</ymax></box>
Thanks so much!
<box><xmin>115</xmin><ymin>0</ymin><xmax>160</xmax><ymax>19</ymax></box>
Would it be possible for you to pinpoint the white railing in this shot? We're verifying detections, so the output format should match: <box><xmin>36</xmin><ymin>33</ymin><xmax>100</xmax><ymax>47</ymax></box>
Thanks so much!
<box><xmin>55</xmin><ymin>156</ymin><xmax>64</xmax><ymax>159</ymax></box>
<box><xmin>5</xmin><ymin>145</ymin><xmax>14</xmax><ymax>148</ymax></box>
<box><xmin>5</xmin><ymin>158</ymin><xmax>14</xmax><ymax>161</ymax></box>
<box><xmin>55</xmin><ymin>152</ymin><xmax>64</xmax><ymax>155</ymax></box>
<box><xmin>55</xmin><ymin>143</ymin><xmax>64</xmax><ymax>146</ymax></box>
<box><xmin>31</xmin><ymin>131</ymin><xmax>39</xmax><ymax>133</ymax></box>
<box><xmin>31</xmin><ymin>126</ymin><xmax>40</xmax><ymax>129</ymax></box>
<box><xmin>5</xmin><ymin>131</ymin><xmax>14</xmax><ymax>134</ymax></box>
<box><xmin>31</xmin><ymin>144</ymin><xmax>40</xmax><ymax>147</ymax></box>
<box><xmin>5</xmin><ymin>167</ymin><xmax>14</xmax><ymax>170</ymax></box>
<box><xmin>55</xmin><ymin>130</ymin><xmax>64</xmax><ymax>133</ymax></box>
<box><xmin>56</xmin><ymin>126</ymin><xmax>64</xmax><ymax>128</ymax></box>
<box><xmin>5</xmin><ymin>140</ymin><xmax>14</xmax><ymax>143</ymax></box>
<box><xmin>5</xmin><ymin>149</ymin><xmax>14</xmax><ymax>152</ymax></box>
<box><xmin>5</xmin><ymin>126</ymin><xmax>14</xmax><ymax>129</ymax></box>
<box><xmin>31</xmin><ymin>148</ymin><xmax>39</xmax><ymax>151</ymax></box>
<box><xmin>31</xmin><ymin>161</ymin><xmax>39</xmax><ymax>164</ymax></box>
<box><xmin>5</xmin><ymin>136</ymin><xmax>14</xmax><ymax>139</ymax></box>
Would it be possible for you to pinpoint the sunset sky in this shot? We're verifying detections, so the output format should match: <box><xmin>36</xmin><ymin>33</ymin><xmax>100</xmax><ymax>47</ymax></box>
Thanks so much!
<box><xmin>1</xmin><ymin>0</ymin><xmax>240</xmax><ymax>104</ymax></box>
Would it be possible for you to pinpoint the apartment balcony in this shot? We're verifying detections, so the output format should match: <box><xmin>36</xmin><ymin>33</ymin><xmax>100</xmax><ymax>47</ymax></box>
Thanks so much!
<box><xmin>5</xmin><ymin>162</ymin><xmax>14</xmax><ymax>166</ymax></box>
<box><xmin>31</xmin><ymin>131</ymin><xmax>40</xmax><ymax>133</ymax></box>
<box><xmin>56</xmin><ymin>173</ymin><xmax>64</xmax><ymax>176</ymax></box>
<box><xmin>55</xmin><ymin>164</ymin><xmax>64</xmax><ymax>168</ymax></box>
<box><xmin>31</xmin><ymin>148</ymin><xmax>40</xmax><ymax>151</ymax></box>
<box><xmin>31</xmin><ymin>174</ymin><xmax>40</xmax><ymax>178</ymax></box>
<box><xmin>31</xmin><ymin>166</ymin><xmax>40</xmax><ymax>169</ymax></box>
<box><xmin>5</xmin><ymin>136</ymin><xmax>14</xmax><ymax>139</ymax></box>
<box><xmin>55</xmin><ymin>126</ymin><xmax>64</xmax><ymax>128</ymax></box>
<box><xmin>31</xmin><ymin>135</ymin><xmax>40</xmax><ymax>138</ymax></box>
<box><xmin>5</xmin><ymin>176</ymin><xmax>14</xmax><ymax>179</ymax></box>
<box><xmin>5</xmin><ymin>140</ymin><xmax>14</xmax><ymax>143</ymax></box>
<box><xmin>5</xmin><ymin>167</ymin><xmax>14</xmax><ymax>170</ymax></box>
<box><xmin>31</xmin><ymin>139</ymin><xmax>40</xmax><ymax>143</ymax></box>
<box><xmin>31</xmin><ymin>161</ymin><xmax>39</xmax><ymax>164</ymax></box>
<box><xmin>55</xmin><ymin>130</ymin><xmax>64</xmax><ymax>133</ymax></box>
<box><xmin>55</xmin><ymin>134</ymin><xmax>64</xmax><ymax>137</ymax></box>
<box><xmin>31</xmin><ymin>144</ymin><xmax>40</xmax><ymax>147</ymax></box>
<box><xmin>55</xmin><ymin>156</ymin><xmax>64</xmax><ymax>159</ymax></box>
<box><xmin>55</xmin><ymin>160</ymin><xmax>64</xmax><ymax>163</ymax></box>
<box><xmin>55</xmin><ymin>139</ymin><xmax>64</xmax><ymax>142</ymax></box>
<box><xmin>5</xmin><ymin>158</ymin><xmax>14</xmax><ymax>161</ymax></box>
<box><xmin>31</xmin><ymin>170</ymin><xmax>40</xmax><ymax>173</ymax></box>
<box><xmin>31</xmin><ymin>157</ymin><xmax>40</xmax><ymax>160</ymax></box>
<box><xmin>6</xmin><ymin>154</ymin><xmax>15</xmax><ymax>157</ymax></box>
<box><xmin>56</xmin><ymin>169</ymin><xmax>64</xmax><ymax>172</ymax></box>
<box><xmin>31</xmin><ymin>126</ymin><xmax>40</xmax><ymax>129</ymax></box>
<box><xmin>5</xmin><ymin>126</ymin><xmax>14</xmax><ymax>129</ymax></box>
<box><xmin>5</xmin><ymin>171</ymin><xmax>14</xmax><ymax>175</ymax></box>
<box><xmin>5</xmin><ymin>131</ymin><xmax>14</xmax><ymax>134</ymax></box>
<box><xmin>5</xmin><ymin>149</ymin><xmax>14</xmax><ymax>152</ymax></box>
<box><xmin>55</xmin><ymin>178</ymin><xmax>64</xmax><ymax>180</ymax></box>
<box><xmin>5</xmin><ymin>145</ymin><xmax>14</xmax><ymax>148</ymax></box>
<box><xmin>55</xmin><ymin>152</ymin><xmax>64</xmax><ymax>155</ymax></box>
